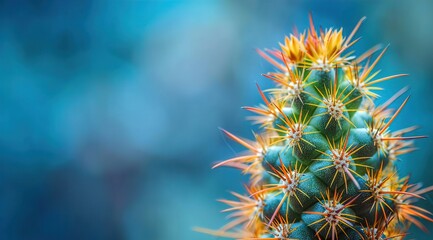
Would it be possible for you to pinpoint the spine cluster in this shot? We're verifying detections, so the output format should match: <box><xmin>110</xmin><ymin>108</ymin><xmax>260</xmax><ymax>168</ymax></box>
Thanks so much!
<box><xmin>207</xmin><ymin>16</ymin><xmax>433</xmax><ymax>240</ymax></box>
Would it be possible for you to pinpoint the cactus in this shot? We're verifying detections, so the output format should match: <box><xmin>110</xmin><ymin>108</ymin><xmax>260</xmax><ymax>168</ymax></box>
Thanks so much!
<box><xmin>204</xmin><ymin>16</ymin><xmax>433</xmax><ymax>239</ymax></box>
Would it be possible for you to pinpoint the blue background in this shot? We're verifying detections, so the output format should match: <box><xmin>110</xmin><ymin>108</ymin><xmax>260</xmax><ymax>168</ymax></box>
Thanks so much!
<box><xmin>1</xmin><ymin>0</ymin><xmax>433</xmax><ymax>239</ymax></box>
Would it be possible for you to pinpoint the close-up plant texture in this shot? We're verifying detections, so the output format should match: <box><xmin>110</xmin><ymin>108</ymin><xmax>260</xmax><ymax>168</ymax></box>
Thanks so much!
<box><xmin>206</xmin><ymin>16</ymin><xmax>433</xmax><ymax>239</ymax></box>
<box><xmin>2</xmin><ymin>1</ymin><xmax>433</xmax><ymax>240</ymax></box>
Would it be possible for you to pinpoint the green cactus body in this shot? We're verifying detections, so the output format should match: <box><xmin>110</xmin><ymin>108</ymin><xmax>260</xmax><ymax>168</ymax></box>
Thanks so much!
<box><xmin>203</xmin><ymin>15</ymin><xmax>433</xmax><ymax>239</ymax></box>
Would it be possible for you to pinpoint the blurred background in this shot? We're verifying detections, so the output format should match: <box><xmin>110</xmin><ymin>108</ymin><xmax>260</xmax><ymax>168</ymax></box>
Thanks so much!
<box><xmin>1</xmin><ymin>0</ymin><xmax>433</xmax><ymax>239</ymax></box>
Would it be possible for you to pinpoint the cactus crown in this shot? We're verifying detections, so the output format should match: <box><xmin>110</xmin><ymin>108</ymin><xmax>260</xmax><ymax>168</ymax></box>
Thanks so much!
<box><xmin>204</xmin><ymin>15</ymin><xmax>433</xmax><ymax>239</ymax></box>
